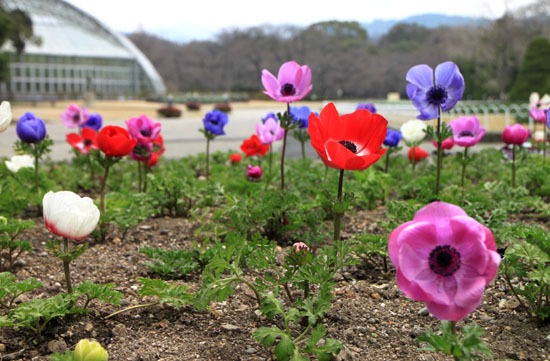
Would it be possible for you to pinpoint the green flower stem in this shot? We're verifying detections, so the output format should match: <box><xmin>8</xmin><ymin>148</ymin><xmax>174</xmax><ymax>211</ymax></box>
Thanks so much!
<box><xmin>300</xmin><ymin>139</ymin><xmax>306</xmax><ymax>160</ymax></box>
<box><xmin>450</xmin><ymin>321</ymin><xmax>456</xmax><ymax>335</ymax></box>
<box><xmin>87</xmin><ymin>153</ymin><xmax>95</xmax><ymax>185</ymax></box>
<box><xmin>461</xmin><ymin>146</ymin><xmax>468</xmax><ymax>191</ymax></box>
<box><xmin>63</xmin><ymin>238</ymin><xmax>73</xmax><ymax>294</ymax></box>
<box><xmin>105</xmin><ymin>302</ymin><xmax>159</xmax><ymax>319</ymax></box>
<box><xmin>236</xmin><ymin>276</ymin><xmax>263</xmax><ymax>310</ymax></box>
<box><xmin>280</xmin><ymin>103</ymin><xmax>290</xmax><ymax>190</ymax></box>
<box><xmin>384</xmin><ymin>149</ymin><xmax>390</xmax><ymax>173</ymax></box>
<box><xmin>100</xmin><ymin>164</ymin><xmax>110</xmax><ymax>215</ymax></box>
<box><xmin>411</xmin><ymin>147</ymin><xmax>416</xmax><ymax>175</ymax></box>
<box><xmin>512</xmin><ymin>144</ymin><xmax>516</xmax><ymax>188</ymax></box>
<box><xmin>333</xmin><ymin>169</ymin><xmax>345</xmax><ymax>241</ymax></box>
<box><xmin>268</xmin><ymin>146</ymin><xmax>273</xmax><ymax>174</ymax></box>
<box><xmin>435</xmin><ymin>109</ymin><xmax>442</xmax><ymax>195</ymax></box>
<box><xmin>143</xmin><ymin>162</ymin><xmax>149</xmax><ymax>192</ymax></box>
<box><xmin>544</xmin><ymin>126</ymin><xmax>547</xmax><ymax>162</ymax></box>
<box><xmin>32</xmin><ymin>143</ymin><xmax>39</xmax><ymax>197</ymax></box>
<box><xmin>323</xmin><ymin>164</ymin><xmax>328</xmax><ymax>184</ymax></box>
<box><xmin>206</xmin><ymin>137</ymin><xmax>211</xmax><ymax>180</ymax></box>
<box><xmin>294</xmin><ymin>323</ymin><xmax>313</xmax><ymax>344</ymax></box>
<box><xmin>137</xmin><ymin>161</ymin><xmax>142</xmax><ymax>192</ymax></box>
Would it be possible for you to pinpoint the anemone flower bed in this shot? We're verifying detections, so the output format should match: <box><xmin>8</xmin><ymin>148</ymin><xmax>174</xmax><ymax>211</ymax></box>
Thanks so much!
<box><xmin>2</xmin><ymin>64</ymin><xmax>550</xmax><ymax>361</ymax></box>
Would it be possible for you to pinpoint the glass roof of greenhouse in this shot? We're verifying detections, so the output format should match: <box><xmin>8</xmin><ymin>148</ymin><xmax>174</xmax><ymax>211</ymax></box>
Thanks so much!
<box><xmin>1</xmin><ymin>0</ymin><xmax>166</xmax><ymax>93</ymax></box>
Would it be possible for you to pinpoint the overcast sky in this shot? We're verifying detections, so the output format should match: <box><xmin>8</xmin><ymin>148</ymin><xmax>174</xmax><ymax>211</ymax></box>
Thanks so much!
<box><xmin>65</xmin><ymin>0</ymin><xmax>538</xmax><ymax>40</ymax></box>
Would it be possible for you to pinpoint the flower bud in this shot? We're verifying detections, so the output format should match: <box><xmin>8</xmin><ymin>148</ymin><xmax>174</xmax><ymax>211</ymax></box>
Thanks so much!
<box><xmin>74</xmin><ymin>339</ymin><xmax>108</xmax><ymax>361</ymax></box>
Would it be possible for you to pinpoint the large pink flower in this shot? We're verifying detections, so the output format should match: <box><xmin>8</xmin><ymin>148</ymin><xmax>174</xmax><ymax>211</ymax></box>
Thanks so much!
<box><xmin>388</xmin><ymin>202</ymin><xmax>500</xmax><ymax>321</ymax></box>
<box><xmin>256</xmin><ymin>117</ymin><xmax>285</xmax><ymax>145</ymax></box>
<box><xmin>261</xmin><ymin>61</ymin><xmax>312</xmax><ymax>103</ymax></box>
<box><xmin>61</xmin><ymin>104</ymin><xmax>89</xmax><ymax>128</ymax></box>
<box><xmin>125</xmin><ymin>115</ymin><xmax>161</xmax><ymax>144</ymax></box>
<box><xmin>449</xmin><ymin>116</ymin><xmax>485</xmax><ymax>147</ymax></box>
<box><xmin>502</xmin><ymin>124</ymin><xmax>529</xmax><ymax>146</ymax></box>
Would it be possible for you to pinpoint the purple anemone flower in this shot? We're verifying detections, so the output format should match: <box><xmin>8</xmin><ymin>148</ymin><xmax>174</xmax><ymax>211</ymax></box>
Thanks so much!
<box><xmin>203</xmin><ymin>109</ymin><xmax>229</xmax><ymax>136</ymax></box>
<box><xmin>81</xmin><ymin>113</ymin><xmax>102</xmax><ymax>131</ymax></box>
<box><xmin>547</xmin><ymin>109</ymin><xmax>550</xmax><ymax>130</ymax></box>
<box><xmin>289</xmin><ymin>105</ymin><xmax>311</xmax><ymax>128</ymax></box>
<box><xmin>384</xmin><ymin>129</ymin><xmax>402</xmax><ymax>147</ymax></box>
<box><xmin>406</xmin><ymin>61</ymin><xmax>465</xmax><ymax>120</ymax></box>
<box><xmin>356</xmin><ymin>103</ymin><xmax>377</xmax><ymax>113</ymax></box>
<box><xmin>16</xmin><ymin>112</ymin><xmax>46</xmax><ymax>143</ymax></box>
<box><xmin>126</xmin><ymin>115</ymin><xmax>161</xmax><ymax>144</ymax></box>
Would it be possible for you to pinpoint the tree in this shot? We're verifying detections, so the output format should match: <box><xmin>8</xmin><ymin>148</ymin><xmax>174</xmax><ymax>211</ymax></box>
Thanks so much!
<box><xmin>509</xmin><ymin>37</ymin><xmax>550</xmax><ymax>101</ymax></box>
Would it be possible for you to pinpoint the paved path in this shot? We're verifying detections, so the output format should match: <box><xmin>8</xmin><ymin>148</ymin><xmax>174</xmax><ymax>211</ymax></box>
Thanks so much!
<box><xmin>0</xmin><ymin>101</ymin><xmax>503</xmax><ymax>161</ymax></box>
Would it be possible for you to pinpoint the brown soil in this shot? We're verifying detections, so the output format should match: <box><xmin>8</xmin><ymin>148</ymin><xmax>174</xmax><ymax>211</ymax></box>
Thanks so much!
<box><xmin>1</xmin><ymin>210</ymin><xmax>549</xmax><ymax>361</ymax></box>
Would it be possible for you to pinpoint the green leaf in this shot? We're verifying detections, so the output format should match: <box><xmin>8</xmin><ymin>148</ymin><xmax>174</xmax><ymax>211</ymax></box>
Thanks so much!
<box><xmin>274</xmin><ymin>335</ymin><xmax>295</xmax><ymax>361</ymax></box>
<box><xmin>507</xmin><ymin>241</ymin><xmax>550</xmax><ymax>265</ymax></box>
<box><xmin>253</xmin><ymin>326</ymin><xmax>287</xmax><ymax>347</ymax></box>
<box><xmin>138</xmin><ymin>277</ymin><xmax>192</xmax><ymax>309</ymax></box>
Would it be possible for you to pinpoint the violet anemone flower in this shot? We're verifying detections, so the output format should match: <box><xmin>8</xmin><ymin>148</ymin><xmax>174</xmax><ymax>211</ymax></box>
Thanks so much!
<box><xmin>261</xmin><ymin>61</ymin><xmax>312</xmax><ymax>103</ymax></box>
<box><xmin>389</xmin><ymin>201</ymin><xmax>500</xmax><ymax>321</ymax></box>
<box><xmin>256</xmin><ymin>117</ymin><xmax>284</xmax><ymax>145</ymax></box>
<box><xmin>289</xmin><ymin>105</ymin><xmax>311</xmax><ymax>128</ymax></box>
<box><xmin>262</xmin><ymin>112</ymin><xmax>277</xmax><ymax>124</ymax></box>
<box><xmin>61</xmin><ymin>104</ymin><xmax>89</xmax><ymax>128</ymax></box>
<box><xmin>449</xmin><ymin>116</ymin><xmax>485</xmax><ymax>147</ymax></box>
<box><xmin>126</xmin><ymin>115</ymin><xmax>161</xmax><ymax>144</ymax></box>
<box><xmin>406</xmin><ymin>61</ymin><xmax>465</xmax><ymax>120</ymax></box>
<box><xmin>203</xmin><ymin>109</ymin><xmax>229</xmax><ymax>136</ymax></box>
<box><xmin>356</xmin><ymin>103</ymin><xmax>377</xmax><ymax>113</ymax></box>
<box><xmin>82</xmin><ymin>113</ymin><xmax>102</xmax><ymax>131</ymax></box>
<box><xmin>384</xmin><ymin>129</ymin><xmax>402</xmax><ymax>147</ymax></box>
<box><xmin>16</xmin><ymin>112</ymin><xmax>46</xmax><ymax>143</ymax></box>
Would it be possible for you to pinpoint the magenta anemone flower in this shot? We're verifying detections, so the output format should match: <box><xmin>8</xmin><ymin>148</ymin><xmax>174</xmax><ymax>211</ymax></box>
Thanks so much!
<box><xmin>388</xmin><ymin>202</ymin><xmax>500</xmax><ymax>321</ymax></box>
<box><xmin>502</xmin><ymin>124</ymin><xmax>529</xmax><ymax>146</ymax></box>
<box><xmin>406</xmin><ymin>61</ymin><xmax>465</xmax><ymax>120</ymax></box>
<box><xmin>246</xmin><ymin>164</ymin><xmax>262</xmax><ymax>179</ymax></box>
<box><xmin>61</xmin><ymin>104</ymin><xmax>89</xmax><ymax>129</ymax></box>
<box><xmin>529</xmin><ymin>107</ymin><xmax>547</xmax><ymax>123</ymax></box>
<box><xmin>547</xmin><ymin>109</ymin><xmax>550</xmax><ymax>130</ymax></box>
<box><xmin>125</xmin><ymin>115</ymin><xmax>161</xmax><ymax>144</ymax></box>
<box><xmin>449</xmin><ymin>116</ymin><xmax>485</xmax><ymax>147</ymax></box>
<box><xmin>261</xmin><ymin>61</ymin><xmax>312</xmax><ymax>103</ymax></box>
<box><xmin>256</xmin><ymin>116</ymin><xmax>285</xmax><ymax>145</ymax></box>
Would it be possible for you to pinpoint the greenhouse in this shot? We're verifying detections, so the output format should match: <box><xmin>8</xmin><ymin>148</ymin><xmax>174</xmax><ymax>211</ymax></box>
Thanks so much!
<box><xmin>0</xmin><ymin>0</ymin><xmax>165</xmax><ymax>99</ymax></box>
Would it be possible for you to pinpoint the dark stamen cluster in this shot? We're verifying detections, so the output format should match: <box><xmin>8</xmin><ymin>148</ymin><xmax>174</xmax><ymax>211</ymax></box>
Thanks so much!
<box><xmin>281</xmin><ymin>83</ymin><xmax>296</xmax><ymax>96</ymax></box>
<box><xmin>140</xmin><ymin>129</ymin><xmax>152</xmax><ymax>137</ymax></box>
<box><xmin>459</xmin><ymin>131</ymin><xmax>474</xmax><ymax>138</ymax></box>
<box><xmin>83</xmin><ymin>139</ymin><xmax>93</xmax><ymax>147</ymax></box>
<box><xmin>426</xmin><ymin>85</ymin><xmax>448</xmax><ymax>106</ymax></box>
<box><xmin>429</xmin><ymin>245</ymin><xmax>461</xmax><ymax>277</ymax></box>
<box><xmin>339</xmin><ymin>140</ymin><xmax>358</xmax><ymax>154</ymax></box>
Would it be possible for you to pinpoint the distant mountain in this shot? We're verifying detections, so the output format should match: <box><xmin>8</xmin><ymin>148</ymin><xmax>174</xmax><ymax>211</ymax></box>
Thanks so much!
<box><xmin>363</xmin><ymin>13</ymin><xmax>490</xmax><ymax>39</ymax></box>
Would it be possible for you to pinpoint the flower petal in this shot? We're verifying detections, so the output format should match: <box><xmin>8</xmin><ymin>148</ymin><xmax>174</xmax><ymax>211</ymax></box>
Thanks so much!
<box><xmin>278</xmin><ymin>61</ymin><xmax>301</xmax><ymax>86</ymax></box>
<box><xmin>406</xmin><ymin>64</ymin><xmax>434</xmax><ymax>90</ymax></box>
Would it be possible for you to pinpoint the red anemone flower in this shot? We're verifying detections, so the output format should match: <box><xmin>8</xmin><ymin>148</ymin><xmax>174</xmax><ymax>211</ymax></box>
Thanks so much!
<box><xmin>152</xmin><ymin>135</ymin><xmax>165</xmax><ymax>156</ymax></box>
<box><xmin>97</xmin><ymin>125</ymin><xmax>136</xmax><ymax>157</ymax></box>
<box><xmin>408</xmin><ymin>146</ymin><xmax>429</xmax><ymax>162</ymax></box>
<box><xmin>66</xmin><ymin>127</ymin><xmax>98</xmax><ymax>155</ymax></box>
<box><xmin>240</xmin><ymin>134</ymin><xmax>270</xmax><ymax>157</ymax></box>
<box><xmin>308</xmin><ymin>102</ymin><xmax>387</xmax><ymax>170</ymax></box>
<box><xmin>148</xmin><ymin>152</ymin><xmax>159</xmax><ymax>167</ymax></box>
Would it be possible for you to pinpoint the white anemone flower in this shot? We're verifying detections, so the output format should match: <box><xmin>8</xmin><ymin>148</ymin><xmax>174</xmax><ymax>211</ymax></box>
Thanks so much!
<box><xmin>530</xmin><ymin>92</ymin><xmax>550</xmax><ymax>110</ymax></box>
<box><xmin>5</xmin><ymin>154</ymin><xmax>34</xmax><ymax>173</ymax></box>
<box><xmin>0</xmin><ymin>101</ymin><xmax>11</xmax><ymax>133</ymax></box>
<box><xmin>43</xmin><ymin>191</ymin><xmax>100</xmax><ymax>241</ymax></box>
<box><xmin>400</xmin><ymin>119</ymin><xmax>427</xmax><ymax>146</ymax></box>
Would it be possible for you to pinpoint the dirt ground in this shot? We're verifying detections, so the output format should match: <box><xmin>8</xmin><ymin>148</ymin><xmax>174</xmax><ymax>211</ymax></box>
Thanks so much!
<box><xmin>2</xmin><ymin>209</ymin><xmax>549</xmax><ymax>361</ymax></box>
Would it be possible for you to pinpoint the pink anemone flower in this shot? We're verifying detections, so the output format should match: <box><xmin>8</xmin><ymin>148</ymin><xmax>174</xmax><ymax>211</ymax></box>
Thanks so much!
<box><xmin>62</xmin><ymin>104</ymin><xmax>89</xmax><ymax>128</ymax></box>
<box><xmin>261</xmin><ymin>61</ymin><xmax>312</xmax><ymax>103</ymax></box>
<box><xmin>125</xmin><ymin>115</ymin><xmax>161</xmax><ymax>144</ymax></box>
<box><xmin>502</xmin><ymin>124</ymin><xmax>529</xmax><ymax>146</ymax></box>
<box><xmin>256</xmin><ymin>116</ymin><xmax>285</xmax><ymax>145</ymax></box>
<box><xmin>449</xmin><ymin>116</ymin><xmax>485</xmax><ymax>147</ymax></box>
<box><xmin>388</xmin><ymin>202</ymin><xmax>500</xmax><ymax>321</ymax></box>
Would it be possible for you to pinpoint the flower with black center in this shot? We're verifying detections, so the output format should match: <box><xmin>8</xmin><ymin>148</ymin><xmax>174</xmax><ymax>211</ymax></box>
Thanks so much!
<box><xmin>449</xmin><ymin>116</ymin><xmax>485</xmax><ymax>148</ymax></box>
<box><xmin>388</xmin><ymin>202</ymin><xmax>500</xmax><ymax>321</ymax></box>
<box><xmin>66</xmin><ymin>127</ymin><xmax>98</xmax><ymax>155</ymax></box>
<box><xmin>203</xmin><ymin>109</ymin><xmax>229</xmax><ymax>136</ymax></box>
<box><xmin>308</xmin><ymin>102</ymin><xmax>387</xmax><ymax>170</ymax></box>
<box><xmin>261</xmin><ymin>61</ymin><xmax>312</xmax><ymax>103</ymax></box>
<box><xmin>406</xmin><ymin>61</ymin><xmax>465</xmax><ymax>120</ymax></box>
<box><xmin>61</xmin><ymin>104</ymin><xmax>89</xmax><ymax>129</ymax></box>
